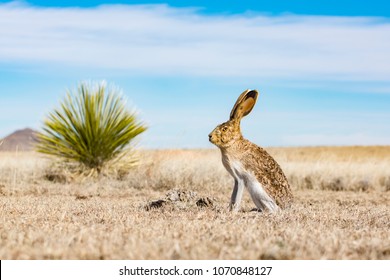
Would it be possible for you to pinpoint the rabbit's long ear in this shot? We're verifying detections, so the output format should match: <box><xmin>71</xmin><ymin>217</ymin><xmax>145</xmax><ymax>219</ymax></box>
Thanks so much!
<box><xmin>230</xmin><ymin>89</ymin><xmax>259</xmax><ymax>121</ymax></box>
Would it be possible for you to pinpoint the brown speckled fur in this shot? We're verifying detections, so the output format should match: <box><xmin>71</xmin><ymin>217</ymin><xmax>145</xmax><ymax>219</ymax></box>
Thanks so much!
<box><xmin>221</xmin><ymin>138</ymin><xmax>293</xmax><ymax>209</ymax></box>
<box><xmin>209</xmin><ymin>89</ymin><xmax>293</xmax><ymax>210</ymax></box>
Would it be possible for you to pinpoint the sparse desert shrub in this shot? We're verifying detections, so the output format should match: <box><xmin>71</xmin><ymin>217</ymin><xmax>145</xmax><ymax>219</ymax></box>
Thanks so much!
<box><xmin>352</xmin><ymin>180</ymin><xmax>371</xmax><ymax>192</ymax></box>
<box><xmin>321</xmin><ymin>177</ymin><xmax>345</xmax><ymax>191</ymax></box>
<box><xmin>303</xmin><ymin>176</ymin><xmax>314</xmax><ymax>190</ymax></box>
<box><xmin>0</xmin><ymin>184</ymin><xmax>5</xmax><ymax>196</ymax></box>
<box><xmin>287</xmin><ymin>174</ymin><xmax>318</xmax><ymax>190</ymax></box>
<box><xmin>36</xmin><ymin>81</ymin><xmax>147</xmax><ymax>176</ymax></box>
<box><xmin>43</xmin><ymin>162</ymin><xmax>75</xmax><ymax>184</ymax></box>
<box><xmin>379</xmin><ymin>176</ymin><xmax>390</xmax><ymax>192</ymax></box>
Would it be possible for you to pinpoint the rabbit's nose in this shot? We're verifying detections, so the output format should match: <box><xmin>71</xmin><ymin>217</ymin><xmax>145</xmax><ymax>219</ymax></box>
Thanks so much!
<box><xmin>208</xmin><ymin>134</ymin><xmax>212</xmax><ymax>141</ymax></box>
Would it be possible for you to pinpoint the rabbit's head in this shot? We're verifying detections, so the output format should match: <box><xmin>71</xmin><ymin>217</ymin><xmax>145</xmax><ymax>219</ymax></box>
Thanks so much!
<box><xmin>209</xmin><ymin>89</ymin><xmax>259</xmax><ymax>148</ymax></box>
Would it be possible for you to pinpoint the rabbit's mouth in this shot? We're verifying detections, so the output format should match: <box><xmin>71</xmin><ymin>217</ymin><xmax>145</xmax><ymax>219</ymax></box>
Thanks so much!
<box><xmin>208</xmin><ymin>132</ymin><xmax>219</xmax><ymax>145</ymax></box>
<box><xmin>208</xmin><ymin>133</ymin><xmax>215</xmax><ymax>143</ymax></box>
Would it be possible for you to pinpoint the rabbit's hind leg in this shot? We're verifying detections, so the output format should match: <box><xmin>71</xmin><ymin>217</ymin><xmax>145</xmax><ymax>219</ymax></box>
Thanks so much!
<box><xmin>245</xmin><ymin>174</ymin><xmax>279</xmax><ymax>213</ymax></box>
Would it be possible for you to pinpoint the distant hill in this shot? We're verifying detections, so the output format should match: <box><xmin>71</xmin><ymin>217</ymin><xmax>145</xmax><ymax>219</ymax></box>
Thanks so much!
<box><xmin>0</xmin><ymin>128</ymin><xmax>38</xmax><ymax>152</ymax></box>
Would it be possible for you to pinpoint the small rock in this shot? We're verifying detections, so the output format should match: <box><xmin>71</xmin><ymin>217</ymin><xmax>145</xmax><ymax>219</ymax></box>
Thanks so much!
<box><xmin>196</xmin><ymin>197</ymin><xmax>214</xmax><ymax>208</ymax></box>
<box><xmin>166</xmin><ymin>189</ymin><xmax>197</xmax><ymax>202</ymax></box>
<box><xmin>145</xmin><ymin>199</ymin><xmax>167</xmax><ymax>210</ymax></box>
<box><xmin>75</xmin><ymin>195</ymin><xmax>89</xmax><ymax>200</ymax></box>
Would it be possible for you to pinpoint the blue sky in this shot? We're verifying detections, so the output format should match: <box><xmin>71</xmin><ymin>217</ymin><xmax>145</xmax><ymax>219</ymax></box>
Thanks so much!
<box><xmin>1</xmin><ymin>0</ymin><xmax>389</xmax><ymax>148</ymax></box>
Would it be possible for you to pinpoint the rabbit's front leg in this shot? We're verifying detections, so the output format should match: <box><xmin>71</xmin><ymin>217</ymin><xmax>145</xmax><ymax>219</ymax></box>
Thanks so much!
<box><xmin>230</xmin><ymin>178</ymin><xmax>244</xmax><ymax>211</ymax></box>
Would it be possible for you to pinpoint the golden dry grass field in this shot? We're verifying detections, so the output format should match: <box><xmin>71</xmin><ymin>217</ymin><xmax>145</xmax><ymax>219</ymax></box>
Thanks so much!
<box><xmin>0</xmin><ymin>146</ymin><xmax>389</xmax><ymax>260</ymax></box>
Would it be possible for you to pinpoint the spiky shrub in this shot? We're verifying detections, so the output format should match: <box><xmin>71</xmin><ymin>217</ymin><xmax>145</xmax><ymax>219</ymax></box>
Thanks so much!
<box><xmin>36</xmin><ymin>82</ymin><xmax>147</xmax><ymax>175</ymax></box>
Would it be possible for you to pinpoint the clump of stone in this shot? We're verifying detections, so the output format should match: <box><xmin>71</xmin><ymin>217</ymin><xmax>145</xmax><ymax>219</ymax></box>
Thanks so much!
<box><xmin>145</xmin><ymin>189</ymin><xmax>215</xmax><ymax>211</ymax></box>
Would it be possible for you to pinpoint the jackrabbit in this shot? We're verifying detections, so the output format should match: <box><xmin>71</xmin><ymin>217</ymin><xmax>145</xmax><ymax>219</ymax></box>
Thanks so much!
<box><xmin>208</xmin><ymin>89</ymin><xmax>293</xmax><ymax>212</ymax></box>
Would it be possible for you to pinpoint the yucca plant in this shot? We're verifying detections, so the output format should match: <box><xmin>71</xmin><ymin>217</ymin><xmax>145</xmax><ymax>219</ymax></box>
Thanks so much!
<box><xmin>36</xmin><ymin>81</ymin><xmax>147</xmax><ymax>175</ymax></box>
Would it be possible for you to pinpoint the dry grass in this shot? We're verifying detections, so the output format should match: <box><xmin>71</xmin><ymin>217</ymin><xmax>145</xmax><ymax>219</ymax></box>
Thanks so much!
<box><xmin>0</xmin><ymin>147</ymin><xmax>389</xmax><ymax>260</ymax></box>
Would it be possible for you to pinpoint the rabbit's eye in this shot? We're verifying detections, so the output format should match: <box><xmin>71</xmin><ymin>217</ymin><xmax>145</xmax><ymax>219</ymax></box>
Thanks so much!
<box><xmin>222</xmin><ymin>127</ymin><xmax>228</xmax><ymax>132</ymax></box>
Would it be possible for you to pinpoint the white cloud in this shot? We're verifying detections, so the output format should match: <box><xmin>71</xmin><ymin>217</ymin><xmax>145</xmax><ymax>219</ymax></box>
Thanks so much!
<box><xmin>1</xmin><ymin>2</ymin><xmax>390</xmax><ymax>81</ymax></box>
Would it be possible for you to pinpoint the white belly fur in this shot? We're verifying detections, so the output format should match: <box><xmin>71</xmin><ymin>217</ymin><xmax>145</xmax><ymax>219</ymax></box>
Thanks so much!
<box><xmin>229</xmin><ymin>159</ymin><xmax>279</xmax><ymax>212</ymax></box>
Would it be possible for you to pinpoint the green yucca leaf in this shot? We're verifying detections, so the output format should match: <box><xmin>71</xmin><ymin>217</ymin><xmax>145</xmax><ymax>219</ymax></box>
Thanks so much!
<box><xmin>36</xmin><ymin>81</ymin><xmax>147</xmax><ymax>173</ymax></box>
